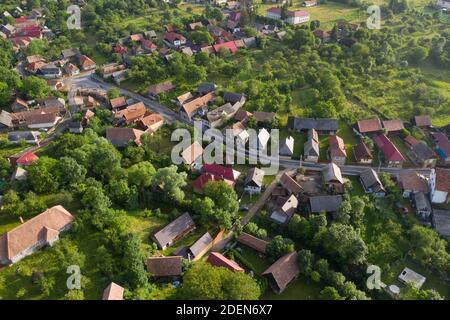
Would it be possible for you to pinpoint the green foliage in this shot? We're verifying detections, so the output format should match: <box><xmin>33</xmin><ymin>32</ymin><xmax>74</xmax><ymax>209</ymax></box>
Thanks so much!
<box><xmin>267</xmin><ymin>235</ymin><xmax>295</xmax><ymax>260</ymax></box>
<box><xmin>27</xmin><ymin>157</ymin><xmax>60</xmax><ymax>194</ymax></box>
<box><xmin>151</xmin><ymin>165</ymin><xmax>187</xmax><ymax>203</ymax></box>
<box><xmin>20</xmin><ymin>76</ymin><xmax>51</xmax><ymax>100</ymax></box>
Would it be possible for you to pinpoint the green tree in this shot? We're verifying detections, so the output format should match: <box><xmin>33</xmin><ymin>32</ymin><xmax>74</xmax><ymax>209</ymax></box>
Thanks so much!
<box><xmin>319</xmin><ymin>286</ymin><xmax>342</xmax><ymax>300</ymax></box>
<box><xmin>267</xmin><ymin>235</ymin><xmax>295</xmax><ymax>260</ymax></box>
<box><xmin>151</xmin><ymin>165</ymin><xmax>187</xmax><ymax>203</ymax></box>
<box><xmin>27</xmin><ymin>156</ymin><xmax>60</xmax><ymax>193</ymax></box>
<box><xmin>121</xmin><ymin>233</ymin><xmax>148</xmax><ymax>289</ymax></box>
<box><xmin>20</xmin><ymin>76</ymin><xmax>51</xmax><ymax>100</ymax></box>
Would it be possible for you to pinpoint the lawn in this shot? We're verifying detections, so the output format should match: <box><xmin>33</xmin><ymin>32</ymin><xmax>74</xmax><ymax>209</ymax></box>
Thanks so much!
<box><xmin>348</xmin><ymin>176</ymin><xmax>365</xmax><ymax>196</ymax></box>
<box><xmin>337</xmin><ymin>121</ymin><xmax>360</xmax><ymax>162</ymax></box>
<box><xmin>0</xmin><ymin>215</ymin><xmax>21</xmax><ymax>234</ymax></box>
<box><xmin>279</xmin><ymin>128</ymin><xmax>307</xmax><ymax>160</ymax></box>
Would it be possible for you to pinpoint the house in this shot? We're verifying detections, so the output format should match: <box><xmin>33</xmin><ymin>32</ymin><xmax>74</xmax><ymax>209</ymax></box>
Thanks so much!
<box><xmin>0</xmin><ymin>206</ymin><xmax>74</xmax><ymax>265</ymax></box>
<box><xmin>304</xmin><ymin>130</ymin><xmax>319</xmax><ymax>162</ymax></box>
<box><xmin>181</xmin><ymin>141</ymin><xmax>204</xmax><ymax>165</ymax></box>
<box><xmin>280</xmin><ymin>172</ymin><xmax>302</xmax><ymax>195</ymax></box>
<box><xmin>206</xmin><ymin>101</ymin><xmax>243</xmax><ymax>128</ymax></box>
<box><xmin>148</xmin><ymin>81</ymin><xmax>176</xmax><ymax>99</ymax></box>
<box><xmin>8</xmin><ymin>131</ymin><xmax>40</xmax><ymax>144</ymax></box>
<box><xmin>163</xmin><ymin>32</ymin><xmax>187</xmax><ymax>47</ymax></box>
<box><xmin>323</xmin><ymin>162</ymin><xmax>344</xmax><ymax>191</ymax></box>
<box><xmin>11</xmin><ymin>97</ymin><xmax>29</xmax><ymax>113</ymax></box>
<box><xmin>206</xmin><ymin>252</ymin><xmax>244</xmax><ymax>272</ymax></box>
<box><xmin>328</xmin><ymin>135</ymin><xmax>346</xmax><ymax>164</ymax></box>
<box><xmin>47</xmin><ymin>79</ymin><xmax>64</xmax><ymax>91</ymax></box>
<box><xmin>0</xmin><ymin>110</ymin><xmax>13</xmax><ymax>131</ymax></box>
<box><xmin>373</xmin><ymin>134</ymin><xmax>405</xmax><ymax>167</ymax></box>
<box><xmin>110</xmin><ymin>96</ymin><xmax>128</xmax><ymax>111</ymax></box>
<box><xmin>432</xmin><ymin>132</ymin><xmax>450</xmax><ymax>164</ymax></box>
<box><xmin>213</xmin><ymin>41</ymin><xmax>238</xmax><ymax>54</ymax></box>
<box><xmin>285</xmin><ymin>10</ymin><xmax>310</xmax><ymax>25</ymax></box>
<box><xmin>237</xmin><ymin>232</ymin><xmax>268</xmax><ymax>254</ymax></box>
<box><xmin>187</xmin><ymin>232</ymin><xmax>214</xmax><ymax>261</ymax></box>
<box><xmin>106</xmin><ymin>127</ymin><xmax>145</xmax><ymax>148</ymax></box>
<box><xmin>40</xmin><ymin>97</ymin><xmax>65</xmax><ymax>109</ymax></box>
<box><xmin>152</xmin><ymin>212</ymin><xmax>196</xmax><ymax>250</ymax></box>
<box><xmin>193</xmin><ymin>164</ymin><xmax>241</xmax><ymax>193</ymax></box>
<box><xmin>408</xmin><ymin>141</ymin><xmax>436</xmax><ymax>167</ymax></box>
<box><xmin>68</xmin><ymin>121</ymin><xmax>83</xmax><ymax>134</ymax></box>
<box><xmin>356</xmin><ymin>118</ymin><xmax>382</xmax><ymax>135</ymax></box>
<box><xmin>309</xmin><ymin>195</ymin><xmax>343</xmax><ymax>214</ymax></box>
<box><xmin>223</xmin><ymin>92</ymin><xmax>245</xmax><ymax>105</ymax></box>
<box><xmin>412</xmin><ymin>115</ymin><xmax>432</xmax><ymax>128</ymax></box>
<box><xmin>398</xmin><ymin>172</ymin><xmax>429</xmax><ymax>198</ymax></box>
<box><xmin>61</xmin><ymin>48</ymin><xmax>79</xmax><ymax>60</ymax></box>
<box><xmin>432</xmin><ymin>209</ymin><xmax>450</xmax><ymax>237</ymax></box>
<box><xmin>313</xmin><ymin>29</ymin><xmax>331</xmax><ymax>43</ymax></box>
<box><xmin>234</xmin><ymin>110</ymin><xmax>253</xmax><ymax>123</ymax></box>
<box><xmin>254</xmin><ymin>112</ymin><xmax>276</xmax><ymax>124</ymax></box>
<box><xmin>78</xmin><ymin>55</ymin><xmax>96</xmax><ymax>71</ymax></box>
<box><xmin>146</xmin><ymin>256</ymin><xmax>183</xmax><ymax>277</ymax></box>
<box><xmin>382</xmin><ymin>120</ymin><xmax>404</xmax><ymax>133</ymax></box>
<box><xmin>258</xmin><ymin>128</ymin><xmax>271</xmax><ymax>150</ymax></box>
<box><xmin>359</xmin><ymin>169</ymin><xmax>385</xmax><ymax>197</ymax></box>
<box><xmin>278</xmin><ymin>136</ymin><xmax>294</xmax><ymax>158</ymax></box>
<box><xmin>412</xmin><ymin>192</ymin><xmax>432</xmax><ymax>220</ymax></box>
<box><xmin>179</xmin><ymin>92</ymin><xmax>215</xmax><ymax>121</ymax></box>
<box><xmin>10</xmin><ymin>151</ymin><xmax>39</xmax><ymax>167</ymax></box>
<box><xmin>353</xmin><ymin>140</ymin><xmax>373</xmax><ymax>164</ymax></box>
<box><xmin>430</xmin><ymin>168</ymin><xmax>450</xmax><ymax>204</ymax></box>
<box><xmin>23</xmin><ymin>113</ymin><xmax>61</xmax><ymax>129</ymax></box>
<box><xmin>64</xmin><ymin>63</ymin><xmax>80</xmax><ymax>76</ymax></box>
<box><xmin>288</xmin><ymin>117</ymin><xmax>339</xmax><ymax>135</ymax></box>
<box><xmin>114</xmin><ymin>102</ymin><xmax>147</xmax><ymax>125</ymax></box>
<box><xmin>36</xmin><ymin>64</ymin><xmax>62</xmax><ymax>79</ymax></box>
<box><xmin>11</xmin><ymin>166</ymin><xmax>27</xmax><ymax>181</ymax></box>
<box><xmin>404</xmin><ymin>135</ymin><xmax>420</xmax><ymax>149</ymax></box>
<box><xmin>270</xmin><ymin>194</ymin><xmax>298</xmax><ymax>224</ymax></box>
<box><xmin>138</xmin><ymin>114</ymin><xmax>164</xmax><ymax>133</ymax></box>
<box><xmin>244</xmin><ymin>167</ymin><xmax>265</xmax><ymax>194</ymax></box>
<box><xmin>262</xmin><ymin>251</ymin><xmax>299</xmax><ymax>294</ymax></box>
<box><xmin>398</xmin><ymin>268</ymin><xmax>426</xmax><ymax>289</ymax></box>
<box><xmin>0</xmin><ymin>24</ymin><xmax>15</xmax><ymax>37</ymax></box>
<box><xmin>102</xmin><ymin>282</ymin><xmax>124</xmax><ymax>300</ymax></box>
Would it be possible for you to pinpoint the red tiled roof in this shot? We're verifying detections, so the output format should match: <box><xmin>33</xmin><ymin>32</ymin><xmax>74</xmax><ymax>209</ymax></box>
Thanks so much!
<box><xmin>110</xmin><ymin>96</ymin><xmax>127</xmax><ymax>110</ymax></box>
<box><xmin>373</xmin><ymin>134</ymin><xmax>405</xmax><ymax>161</ymax></box>
<box><xmin>287</xmin><ymin>10</ymin><xmax>309</xmax><ymax>17</ymax></box>
<box><xmin>102</xmin><ymin>282</ymin><xmax>124</xmax><ymax>300</ymax></box>
<box><xmin>353</xmin><ymin>140</ymin><xmax>372</xmax><ymax>161</ymax></box>
<box><xmin>435</xmin><ymin>168</ymin><xmax>450</xmax><ymax>192</ymax></box>
<box><xmin>262</xmin><ymin>251</ymin><xmax>299</xmax><ymax>292</ymax></box>
<box><xmin>329</xmin><ymin>135</ymin><xmax>347</xmax><ymax>158</ymax></box>
<box><xmin>16</xmin><ymin>151</ymin><xmax>38</xmax><ymax>166</ymax></box>
<box><xmin>193</xmin><ymin>173</ymin><xmax>235</xmax><ymax>192</ymax></box>
<box><xmin>79</xmin><ymin>55</ymin><xmax>96</xmax><ymax>68</ymax></box>
<box><xmin>382</xmin><ymin>119</ymin><xmax>404</xmax><ymax>132</ymax></box>
<box><xmin>357</xmin><ymin>119</ymin><xmax>382</xmax><ymax>133</ymax></box>
<box><xmin>213</xmin><ymin>41</ymin><xmax>238</xmax><ymax>54</ymax></box>
<box><xmin>398</xmin><ymin>173</ymin><xmax>429</xmax><ymax>193</ymax></box>
<box><xmin>202</xmin><ymin>164</ymin><xmax>240</xmax><ymax>182</ymax></box>
<box><xmin>206</xmin><ymin>252</ymin><xmax>244</xmax><ymax>272</ymax></box>
<box><xmin>266</xmin><ymin>7</ymin><xmax>282</xmax><ymax>15</ymax></box>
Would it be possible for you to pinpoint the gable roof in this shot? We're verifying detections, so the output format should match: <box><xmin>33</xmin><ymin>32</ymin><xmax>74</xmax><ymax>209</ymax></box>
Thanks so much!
<box><xmin>413</xmin><ymin>115</ymin><xmax>431</xmax><ymax>127</ymax></box>
<box><xmin>382</xmin><ymin>119</ymin><xmax>404</xmax><ymax>132</ymax></box>
<box><xmin>153</xmin><ymin>213</ymin><xmax>195</xmax><ymax>248</ymax></box>
<box><xmin>373</xmin><ymin>134</ymin><xmax>405</xmax><ymax>161</ymax></box>
<box><xmin>8</xmin><ymin>131</ymin><xmax>40</xmax><ymax>143</ymax></box>
<box><xmin>102</xmin><ymin>282</ymin><xmax>124</xmax><ymax>300</ymax></box>
<box><xmin>188</xmin><ymin>232</ymin><xmax>213</xmax><ymax>258</ymax></box>
<box><xmin>148</xmin><ymin>81</ymin><xmax>175</xmax><ymax>95</ymax></box>
<box><xmin>323</xmin><ymin>162</ymin><xmax>343</xmax><ymax>184</ymax></box>
<box><xmin>404</xmin><ymin>135</ymin><xmax>420</xmax><ymax>148</ymax></box>
<box><xmin>181</xmin><ymin>141</ymin><xmax>204</xmax><ymax>165</ymax></box>
<box><xmin>139</xmin><ymin>114</ymin><xmax>164</xmax><ymax>131</ymax></box>
<box><xmin>110</xmin><ymin>96</ymin><xmax>127</xmax><ymax>110</ymax></box>
<box><xmin>432</xmin><ymin>132</ymin><xmax>450</xmax><ymax>156</ymax></box>
<box><xmin>435</xmin><ymin>168</ymin><xmax>450</xmax><ymax>192</ymax></box>
<box><xmin>0</xmin><ymin>206</ymin><xmax>74</xmax><ymax>262</ymax></box>
<box><xmin>16</xmin><ymin>151</ymin><xmax>39</xmax><ymax>165</ymax></box>
<box><xmin>114</xmin><ymin>102</ymin><xmax>146</xmax><ymax>122</ymax></box>
<box><xmin>432</xmin><ymin>209</ymin><xmax>450</xmax><ymax>237</ymax></box>
<box><xmin>309</xmin><ymin>195</ymin><xmax>343</xmax><ymax>212</ymax></box>
<box><xmin>146</xmin><ymin>256</ymin><xmax>183</xmax><ymax>277</ymax></box>
<box><xmin>237</xmin><ymin>232</ymin><xmax>268</xmax><ymax>254</ymax></box>
<box><xmin>213</xmin><ymin>41</ymin><xmax>238</xmax><ymax>54</ymax></box>
<box><xmin>245</xmin><ymin>167</ymin><xmax>265</xmax><ymax>188</ymax></box>
<box><xmin>207</xmin><ymin>252</ymin><xmax>244</xmax><ymax>272</ymax></box>
<box><xmin>411</xmin><ymin>142</ymin><xmax>436</xmax><ymax>162</ymax></box>
<box><xmin>360</xmin><ymin>168</ymin><xmax>384</xmax><ymax>193</ymax></box>
<box><xmin>288</xmin><ymin>117</ymin><xmax>338</xmax><ymax>132</ymax></box>
<box><xmin>262</xmin><ymin>252</ymin><xmax>299</xmax><ymax>292</ymax></box>
<box><xmin>353</xmin><ymin>140</ymin><xmax>372</xmax><ymax>161</ymax></box>
<box><xmin>280</xmin><ymin>173</ymin><xmax>302</xmax><ymax>194</ymax></box>
<box><xmin>78</xmin><ymin>55</ymin><xmax>96</xmax><ymax>68</ymax></box>
<box><xmin>398</xmin><ymin>173</ymin><xmax>429</xmax><ymax>193</ymax></box>
<box><xmin>254</xmin><ymin>111</ymin><xmax>275</xmax><ymax>123</ymax></box>
<box><xmin>356</xmin><ymin>118</ymin><xmax>382</xmax><ymax>133</ymax></box>
<box><xmin>164</xmin><ymin>32</ymin><xmax>186</xmax><ymax>43</ymax></box>
<box><xmin>234</xmin><ymin>110</ymin><xmax>253</xmax><ymax>122</ymax></box>
<box><xmin>181</xmin><ymin>92</ymin><xmax>215</xmax><ymax>118</ymax></box>
<box><xmin>329</xmin><ymin>135</ymin><xmax>347</xmax><ymax>158</ymax></box>
<box><xmin>202</xmin><ymin>164</ymin><xmax>240</xmax><ymax>182</ymax></box>
<box><xmin>106</xmin><ymin>127</ymin><xmax>145</xmax><ymax>147</ymax></box>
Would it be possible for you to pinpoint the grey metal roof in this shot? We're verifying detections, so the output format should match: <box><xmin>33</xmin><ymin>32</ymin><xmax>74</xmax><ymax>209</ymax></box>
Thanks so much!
<box><xmin>188</xmin><ymin>232</ymin><xmax>213</xmax><ymax>258</ymax></box>
<box><xmin>8</xmin><ymin>131</ymin><xmax>40</xmax><ymax>142</ymax></box>
<box><xmin>288</xmin><ymin>116</ymin><xmax>338</xmax><ymax>131</ymax></box>
<box><xmin>153</xmin><ymin>212</ymin><xmax>195</xmax><ymax>248</ymax></box>
<box><xmin>304</xmin><ymin>138</ymin><xmax>319</xmax><ymax>156</ymax></box>
<box><xmin>432</xmin><ymin>209</ymin><xmax>450</xmax><ymax>237</ymax></box>
<box><xmin>309</xmin><ymin>195</ymin><xmax>342</xmax><ymax>212</ymax></box>
<box><xmin>412</xmin><ymin>192</ymin><xmax>431</xmax><ymax>212</ymax></box>
<box><xmin>223</xmin><ymin>92</ymin><xmax>245</xmax><ymax>104</ymax></box>
<box><xmin>245</xmin><ymin>167</ymin><xmax>265</xmax><ymax>188</ymax></box>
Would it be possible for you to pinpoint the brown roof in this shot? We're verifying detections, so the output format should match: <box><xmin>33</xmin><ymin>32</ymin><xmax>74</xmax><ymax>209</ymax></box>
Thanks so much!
<box><xmin>435</xmin><ymin>168</ymin><xmax>450</xmax><ymax>192</ymax></box>
<box><xmin>146</xmin><ymin>256</ymin><xmax>183</xmax><ymax>277</ymax></box>
<box><xmin>398</xmin><ymin>173</ymin><xmax>429</xmax><ymax>193</ymax></box>
<box><xmin>237</xmin><ymin>232</ymin><xmax>268</xmax><ymax>254</ymax></box>
<box><xmin>329</xmin><ymin>135</ymin><xmax>347</xmax><ymax>158</ymax></box>
<box><xmin>0</xmin><ymin>206</ymin><xmax>74</xmax><ymax>262</ymax></box>
<box><xmin>106</xmin><ymin>127</ymin><xmax>145</xmax><ymax>147</ymax></box>
<box><xmin>207</xmin><ymin>252</ymin><xmax>244</xmax><ymax>272</ymax></box>
<box><xmin>181</xmin><ymin>141</ymin><xmax>204</xmax><ymax>165</ymax></box>
<box><xmin>177</xmin><ymin>92</ymin><xmax>194</xmax><ymax>105</ymax></box>
<box><xmin>262</xmin><ymin>251</ymin><xmax>299</xmax><ymax>292</ymax></box>
<box><xmin>181</xmin><ymin>92</ymin><xmax>215</xmax><ymax>118</ymax></box>
<box><xmin>404</xmin><ymin>135</ymin><xmax>420</xmax><ymax>148</ymax></box>
<box><xmin>139</xmin><ymin>114</ymin><xmax>164</xmax><ymax>130</ymax></box>
<box><xmin>382</xmin><ymin>120</ymin><xmax>404</xmax><ymax>132</ymax></box>
<box><xmin>79</xmin><ymin>55</ymin><xmax>96</xmax><ymax>68</ymax></box>
<box><xmin>110</xmin><ymin>96</ymin><xmax>127</xmax><ymax>110</ymax></box>
<box><xmin>148</xmin><ymin>81</ymin><xmax>175</xmax><ymax>95</ymax></box>
<box><xmin>12</xmin><ymin>106</ymin><xmax>64</xmax><ymax>122</ymax></box>
<box><xmin>153</xmin><ymin>213</ymin><xmax>195</xmax><ymax>248</ymax></box>
<box><xmin>253</xmin><ymin>111</ymin><xmax>275</xmax><ymax>123</ymax></box>
<box><xmin>114</xmin><ymin>102</ymin><xmax>147</xmax><ymax>123</ymax></box>
<box><xmin>25</xmin><ymin>113</ymin><xmax>58</xmax><ymax>125</ymax></box>
<box><xmin>102</xmin><ymin>282</ymin><xmax>124</xmax><ymax>300</ymax></box>
<box><xmin>234</xmin><ymin>110</ymin><xmax>253</xmax><ymax>122</ymax></box>
<box><xmin>414</xmin><ymin>115</ymin><xmax>431</xmax><ymax>127</ymax></box>
<box><xmin>280</xmin><ymin>173</ymin><xmax>302</xmax><ymax>194</ymax></box>
<box><xmin>353</xmin><ymin>140</ymin><xmax>372</xmax><ymax>161</ymax></box>
<box><xmin>357</xmin><ymin>119</ymin><xmax>382</xmax><ymax>133</ymax></box>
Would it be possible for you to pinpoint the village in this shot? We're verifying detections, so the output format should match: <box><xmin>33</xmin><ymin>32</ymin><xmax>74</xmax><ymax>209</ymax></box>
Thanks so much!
<box><xmin>0</xmin><ymin>0</ymin><xmax>450</xmax><ymax>302</ymax></box>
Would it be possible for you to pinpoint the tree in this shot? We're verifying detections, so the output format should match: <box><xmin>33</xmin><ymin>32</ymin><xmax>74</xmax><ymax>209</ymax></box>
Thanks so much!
<box><xmin>319</xmin><ymin>286</ymin><xmax>342</xmax><ymax>300</ymax></box>
<box><xmin>0</xmin><ymin>190</ymin><xmax>26</xmax><ymax>217</ymax></box>
<box><xmin>107</xmin><ymin>88</ymin><xmax>120</xmax><ymax>99</ymax></box>
<box><xmin>151</xmin><ymin>165</ymin><xmax>187</xmax><ymax>203</ymax></box>
<box><xmin>127</xmin><ymin>161</ymin><xmax>156</xmax><ymax>190</ymax></box>
<box><xmin>190</xmin><ymin>30</ymin><xmax>214</xmax><ymax>45</ymax></box>
<box><xmin>297</xmin><ymin>249</ymin><xmax>315</xmax><ymax>276</ymax></box>
<box><xmin>27</xmin><ymin>156</ymin><xmax>60</xmax><ymax>193</ymax></box>
<box><xmin>407</xmin><ymin>46</ymin><xmax>429</xmax><ymax>65</ymax></box>
<box><xmin>58</xmin><ymin>156</ymin><xmax>87</xmax><ymax>187</ymax></box>
<box><xmin>20</xmin><ymin>76</ymin><xmax>51</xmax><ymax>100</ymax></box>
<box><xmin>178</xmin><ymin>262</ymin><xmax>260</xmax><ymax>300</ymax></box>
<box><xmin>0</xmin><ymin>157</ymin><xmax>11</xmax><ymax>179</ymax></box>
<box><xmin>121</xmin><ymin>233</ymin><xmax>148</xmax><ymax>289</ymax></box>
<box><xmin>267</xmin><ymin>235</ymin><xmax>295</xmax><ymax>260</ymax></box>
